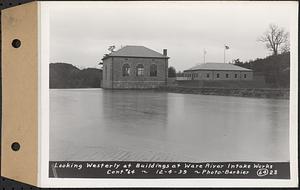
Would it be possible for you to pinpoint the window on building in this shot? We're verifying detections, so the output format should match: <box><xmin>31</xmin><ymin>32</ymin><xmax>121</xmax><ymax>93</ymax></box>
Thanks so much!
<box><xmin>235</xmin><ymin>74</ymin><xmax>238</xmax><ymax>78</ymax></box>
<box><xmin>226</xmin><ymin>74</ymin><xmax>229</xmax><ymax>78</ymax></box>
<box><xmin>244</xmin><ymin>74</ymin><xmax>247</xmax><ymax>78</ymax></box>
<box><xmin>150</xmin><ymin>64</ymin><xmax>157</xmax><ymax>77</ymax></box>
<box><xmin>122</xmin><ymin>64</ymin><xmax>130</xmax><ymax>76</ymax></box>
<box><xmin>105</xmin><ymin>65</ymin><xmax>107</xmax><ymax>80</ymax></box>
<box><xmin>216</xmin><ymin>73</ymin><xmax>220</xmax><ymax>78</ymax></box>
<box><xmin>136</xmin><ymin>64</ymin><xmax>144</xmax><ymax>76</ymax></box>
<box><xmin>206</xmin><ymin>73</ymin><xmax>210</xmax><ymax>78</ymax></box>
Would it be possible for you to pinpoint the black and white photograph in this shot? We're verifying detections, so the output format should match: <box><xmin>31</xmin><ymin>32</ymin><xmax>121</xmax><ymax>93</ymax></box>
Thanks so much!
<box><xmin>44</xmin><ymin>1</ymin><xmax>298</xmax><ymax>185</ymax></box>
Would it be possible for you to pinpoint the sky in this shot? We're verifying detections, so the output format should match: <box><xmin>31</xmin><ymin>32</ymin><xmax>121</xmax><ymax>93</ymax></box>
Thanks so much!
<box><xmin>48</xmin><ymin>1</ymin><xmax>297</xmax><ymax>72</ymax></box>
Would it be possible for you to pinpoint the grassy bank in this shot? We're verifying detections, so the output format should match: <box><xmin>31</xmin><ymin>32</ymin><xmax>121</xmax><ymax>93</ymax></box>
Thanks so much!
<box><xmin>158</xmin><ymin>86</ymin><xmax>289</xmax><ymax>99</ymax></box>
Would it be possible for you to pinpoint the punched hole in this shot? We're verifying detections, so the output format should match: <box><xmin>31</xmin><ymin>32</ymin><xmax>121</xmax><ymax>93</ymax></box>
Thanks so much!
<box><xmin>11</xmin><ymin>39</ymin><xmax>21</xmax><ymax>48</ymax></box>
<box><xmin>11</xmin><ymin>142</ymin><xmax>20</xmax><ymax>151</ymax></box>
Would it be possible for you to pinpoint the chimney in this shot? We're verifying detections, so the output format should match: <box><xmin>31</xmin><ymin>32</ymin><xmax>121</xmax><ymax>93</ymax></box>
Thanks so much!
<box><xmin>163</xmin><ymin>49</ymin><xmax>167</xmax><ymax>56</ymax></box>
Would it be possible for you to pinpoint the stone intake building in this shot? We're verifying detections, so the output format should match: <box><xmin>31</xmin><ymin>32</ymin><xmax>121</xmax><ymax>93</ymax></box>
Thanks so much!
<box><xmin>183</xmin><ymin>63</ymin><xmax>253</xmax><ymax>81</ymax></box>
<box><xmin>102</xmin><ymin>45</ymin><xmax>169</xmax><ymax>89</ymax></box>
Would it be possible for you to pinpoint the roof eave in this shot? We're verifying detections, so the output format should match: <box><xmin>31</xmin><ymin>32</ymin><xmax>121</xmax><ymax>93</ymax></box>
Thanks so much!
<box><xmin>184</xmin><ymin>69</ymin><xmax>252</xmax><ymax>72</ymax></box>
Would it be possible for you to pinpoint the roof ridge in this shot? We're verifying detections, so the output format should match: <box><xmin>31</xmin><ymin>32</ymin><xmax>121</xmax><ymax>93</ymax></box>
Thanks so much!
<box><xmin>103</xmin><ymin>45</ymin><xmax>168</xmax><ymax>59</ymax></box>
<box><xmin>112</xmin><ymin>45</ymin><xmax>145</xmax><ymax>52</ymax></box>
<box><xmin>185</xmin><ymin>62</ymin><xmax>252</xmax><ymax>71</ymax></box>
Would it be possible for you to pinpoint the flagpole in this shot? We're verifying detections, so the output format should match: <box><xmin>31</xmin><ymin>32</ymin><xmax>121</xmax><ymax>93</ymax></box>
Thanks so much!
<box><xmin>224</xmin><ymin>45</ymin><xmax>229</xmax><ymax>63</ymax></box>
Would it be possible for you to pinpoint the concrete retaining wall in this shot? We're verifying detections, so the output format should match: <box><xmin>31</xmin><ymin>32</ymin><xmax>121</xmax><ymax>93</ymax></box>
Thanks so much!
<box><xmin>175</xmin><ymin>79</ymin><xmax>267</xmax><ymax>88</ymax></box>
<box><xmin>112</xmin><ymin>81</ymin><xmax>166</xmax><ymax>89</ymax></box>
<box><xmin>159</xmin><ymin>86</ymin><xmax>289</xmax><ymax>99</ymax></box>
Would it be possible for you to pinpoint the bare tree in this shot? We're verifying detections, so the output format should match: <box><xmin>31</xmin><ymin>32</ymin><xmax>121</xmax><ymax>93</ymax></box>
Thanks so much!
<box><xmin>280</xmin><ymin>39</ymin><xmax>290</xmax><ymax>53</ymax></box>
<box><xmin>258</xmin><ymin>24</ymin><xmax>289</xmax><ymax>55</ymax></box>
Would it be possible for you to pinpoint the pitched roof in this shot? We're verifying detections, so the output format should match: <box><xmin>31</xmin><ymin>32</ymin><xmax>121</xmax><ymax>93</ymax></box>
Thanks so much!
<box><xmin>185</xmin><ymin>63</ymin><xmax>252</xmax><ymax>71</ymax></box>
<box><xmin>103</xmin><ymin>45</ymin><xmax>168</xmax><ymax>59</ymax></box>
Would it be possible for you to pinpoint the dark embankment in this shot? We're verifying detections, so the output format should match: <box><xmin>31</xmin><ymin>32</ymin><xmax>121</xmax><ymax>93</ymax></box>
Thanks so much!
<box><xmin>234</xmin><ymin>52</ymin><xmax>290</xmax><ymax>88</ymax></box>
<box><xmin>50</xmin><ymin>63</ymin><xmax>102</xmax><ymax>88</ymax></box>
<box><xmin>158</xmin><ymin>86</ymin><xmax>289</xmax><ymax>99</ymax></box>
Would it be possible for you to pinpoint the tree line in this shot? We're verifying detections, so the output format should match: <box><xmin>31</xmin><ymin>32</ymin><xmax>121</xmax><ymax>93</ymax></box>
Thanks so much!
<box><xmin>232</xmin><ymin>52</ymin><xmax>290</xmax><ymax>88</ymax></box>
<box><xmin>50</xmin><ymin>63</ymin><xmax>102</xmax><ymax>88</ymax></box>
<box><xmin>234</xmin><ymin>24</ymin><xmax>290</xmax><ymax>88</ymax></box>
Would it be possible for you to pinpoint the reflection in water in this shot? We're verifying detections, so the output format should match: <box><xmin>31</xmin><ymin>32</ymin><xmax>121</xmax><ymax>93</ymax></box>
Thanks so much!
<box><xmin>50</xmin><ymin>89</ymin><xmax>289</xmax><ymax>162</ymax></box>
<box><xmin>101</xmin><ymin>90</ymin><xmax>168</xmax><ymax>141</ymax></box>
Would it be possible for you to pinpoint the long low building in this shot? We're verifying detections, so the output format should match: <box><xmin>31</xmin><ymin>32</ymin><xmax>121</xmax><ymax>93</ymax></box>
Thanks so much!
<box><xmin>182</xmin><ymin>63</ymin><xmax>253</xmax><ymax>81</ymax></box>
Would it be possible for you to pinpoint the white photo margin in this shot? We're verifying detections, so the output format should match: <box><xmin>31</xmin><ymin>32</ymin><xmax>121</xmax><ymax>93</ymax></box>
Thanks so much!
<box><xmin>38</xmin><ymin>1</ymin><xmax>298</xmax><ymax>188</ymax></box>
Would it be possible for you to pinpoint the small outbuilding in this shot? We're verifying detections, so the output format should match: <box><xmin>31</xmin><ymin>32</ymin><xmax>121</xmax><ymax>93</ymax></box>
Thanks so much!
<box><xmin>101</xmin><ymin>45</ymin><xmax>169</xmax><ymax>89</ymax></box>
<box><xmin>183</xmin><ymin>63</ymin><xmax>253</xmax><ymax>81</ymax></box>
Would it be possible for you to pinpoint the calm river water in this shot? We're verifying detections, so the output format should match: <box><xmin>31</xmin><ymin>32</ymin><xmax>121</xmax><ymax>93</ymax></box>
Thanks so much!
<box><xmin>50</xmin><ymin>89</ymin><xmax>289</xmax><ymax>162</ymax></box>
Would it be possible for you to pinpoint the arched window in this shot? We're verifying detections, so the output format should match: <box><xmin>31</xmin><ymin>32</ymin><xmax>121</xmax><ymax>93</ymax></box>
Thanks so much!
<box><xmin>150</xmin><ymin>64</ymin><xmax>157</xmax><ymax>77</ymax></box>
<box><xmin>122</xmin><ymin>64</ymin><xmax>130</xmax><ymax>76</ymax></box>
<box><xmin>136</xmin><ymin>64</ymin><xmax>144</xmax><ymax>76</ymax></box>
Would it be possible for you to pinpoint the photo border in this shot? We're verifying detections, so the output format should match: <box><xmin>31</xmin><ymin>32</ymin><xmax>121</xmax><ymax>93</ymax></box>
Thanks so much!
<box><xmin>38</xmin><ymin>1</ymin><xmax>298</xmax><ymax>188</ymax></box>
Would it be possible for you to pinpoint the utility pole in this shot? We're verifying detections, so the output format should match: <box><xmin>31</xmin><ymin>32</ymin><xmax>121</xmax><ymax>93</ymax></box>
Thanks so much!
<box><xmin>203</xmin><ymin>49</ymin><xmax>207</xmax><ymax>64</ymax></box>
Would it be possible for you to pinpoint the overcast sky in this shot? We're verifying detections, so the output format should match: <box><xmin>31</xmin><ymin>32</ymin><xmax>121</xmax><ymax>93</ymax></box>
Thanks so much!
<box><xmin>49</xmin><ymin>1</ymin><xmax>296</xmax><ymax>71</ymax></box>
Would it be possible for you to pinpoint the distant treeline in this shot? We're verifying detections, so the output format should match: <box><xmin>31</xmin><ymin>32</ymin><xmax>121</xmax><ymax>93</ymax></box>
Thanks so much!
<box><xmin>50</xmin><ymin>63</ymin><xmax>102</xmax><ymax>88</ymax></box>
<box><xmin>50</xmin><ymin>53</ymin><xmax>290</xmax><ymax>89</ymax></box>
<box><xmin>232</xmin><ymin>52</ymin><xmax>290</xmax><ymax>88</ymax></box>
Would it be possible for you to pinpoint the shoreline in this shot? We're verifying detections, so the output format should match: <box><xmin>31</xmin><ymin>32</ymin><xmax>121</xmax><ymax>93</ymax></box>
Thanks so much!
<box><xmin>49</xmin><ymin>87</ymin><xmax>290</xmax><ymax>99</ymax></box>
<box><xmin>157</xmin><ymin>86</ymin><xmax>290</xmax><ymax>99</ymax></box>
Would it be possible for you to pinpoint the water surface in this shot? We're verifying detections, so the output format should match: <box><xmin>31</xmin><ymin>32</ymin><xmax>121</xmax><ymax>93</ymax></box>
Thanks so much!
<box><xmin>50</xmin><ymin>89</ymin><xmax>289</xmax><ymax>162</ymax></box>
